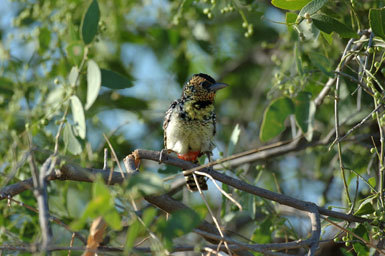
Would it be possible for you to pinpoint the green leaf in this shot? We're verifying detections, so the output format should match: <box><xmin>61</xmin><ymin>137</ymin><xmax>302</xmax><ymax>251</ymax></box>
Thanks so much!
<box><xmin>85</xmin><ymin>59</ymin><xmax>101</xmax><ymax>110</ymax></box>
<box><xmin>299</xmin><ymin>0</ymin><xmax>328</xmax><ymax>18</ymax></box>
<box><xmin>293</xmin><ymin>92</ymin><xmax>315</xmax><ymax>141</ymax></box>
<box><xmin>354</xmin><ymin>199</ymin><xmax>375</xmax><ymax>216</ymax></box>
<box><xmin>352</xmin><ymin>224</ymin><xmax>369</xmax><ymax>256</ymax></box>
<box><xmin>70</xmin><ymin>95</ymin><xmax>86</xmax><ymax>139</ymax></box>
<box><xmin>92</xmin><ymin>177</ymin><xmax>110</xmax><ymax>197</ymax></box>
<box><xmin>66</xmin><ymin>42</ymin><xmax>84</xmax><ymax>66</ymax></box>
<box><xmin>38</xmin><ymin>27</ymin><xmax>51</xmax><ymax>55</ymax></box>
<box><xmin>251</xmin><ymin>217</ymin><xmax>272</xmax><ymax>243</ymax></box>
<box><xmin>104</xmin><ymin>210</ymin><xmax>122</xmax><ymax>230</ymax></box>
<box><xmin>71</xmin><ymin>177</ymin><xmax>121</xmax><ymax>231</ymax></box>
<box><xmin>81</xmin><ymin>0</ymin><xmax>100</xmax><ymax>44</ymax></box>
<box><xmin>368</xmin><ymin>177</ymin><xmax>376</xmax><ymax>188</ymax></box>
<box><xmin>101</xmin><ymin>69</ymin><xmax>133</xmax><ymax>89</ymax></box>
<box><xmin>63</xmin><ymin>123</ymin><xmax>82</xmax><ymax>155</ymax></box>
<box><xmin>260</xmin><ymin>97</ymin><xmax>295</xmax><ymax>142</ymax></box>
<box><xmin>228</xmin><ymin>124</ymin><xmax>241</xmax><ymax>155</ymax></box>
<box><xmin>352</xmin><ymin>243</ymin><xmax>369</xmax><ymax>256</ymax></box>
<box><xmin>95</xmin><ymin>92</ymin><xmax>148</xmax><ymax>111</ymax></box>
<box><xmin>125</xmin><ymin>219</ymin><xmax>141</xmax><ymax>252</ymax></box>
<box><xmin>126</xmin><ymin>172</ymin><xmax>165</xmax><ymax>197</ymax></box>
<box><xmin>286</xmin><ymin>12</ymin><xmax>298</xmax><ymax>32</ymax></box>
<box><xmin>68</xmin><ymin>66</ymin><xmax>79</xmax><ymax>87</ymax></box>
<box><xmin>340</xmin><ymin>248</ymin><xmax>354</xmax><ymax>256</ymax></box>
<box><xmin>0</xmin><ymin>77</ymin><xmax>14</xmax><ymax>96</ymax></box>
<box><xmin>46</xmin><ymin>87</ymin><xmax>65</xmax><ymax>118</ymax></box>
<box><xmin>294</xmin><ymin>43</ymin><xmax>303</xmax><ymax>75</ymax></box>
<box><xmin>271</xmin><ymin>0</ymin><xmax>312</xmax><ymax>10</ymax></box>
<box><xmin>321</xmin><ymin>31</ymin><xmax>333</xmax><ymax>45</ymax></box>
<box><xmin>309</xmin><ymin>52</ymin><xmax>333</xmax><ymax>76</ymax></box>
<box><xmin>369</xmin><ymin>8</ymin><xmax>385</xmax><ymax>40</ymax></box>
<box><xmin>157</xmin><ymin>209</ymin><xmax>202</xmax><ymax>250</ymax></box>
<box><xmin>312</xmin><ymin>13</ymin><xmax>358</xmax><ymax>39</ymax></box>
<box><xmin>142</xmin><ymin>208</ymin><xmax>157</xmax><ymax>226</ymax></box>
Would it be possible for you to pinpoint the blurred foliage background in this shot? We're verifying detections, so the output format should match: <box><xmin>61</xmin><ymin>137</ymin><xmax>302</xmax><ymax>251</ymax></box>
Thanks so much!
<box><xmin>1</xmin><ymin>0</ymin><xmax>385</xmax><ymax>255</ymax></box>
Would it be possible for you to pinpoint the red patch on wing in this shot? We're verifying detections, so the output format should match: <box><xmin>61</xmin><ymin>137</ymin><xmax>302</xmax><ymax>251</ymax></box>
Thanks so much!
<box><xmin>178</xmin><ymin>151</ymin><xmax>200</xmax><ymax>162</ymax></box>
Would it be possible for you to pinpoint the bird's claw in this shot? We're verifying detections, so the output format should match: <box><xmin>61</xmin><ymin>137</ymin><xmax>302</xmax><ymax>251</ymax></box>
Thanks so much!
<box><xmin>159</xmin><ymin>149</ymin><xmax>166</xmax><ymax>164</ymax></box>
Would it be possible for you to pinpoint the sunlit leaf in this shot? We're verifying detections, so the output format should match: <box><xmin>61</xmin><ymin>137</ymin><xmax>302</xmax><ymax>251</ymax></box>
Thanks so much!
<box><xmin>71</xmin><ymin>177</ymin><xmax>121</xmax><ymax>231</ymax></box>
<box><xmin>251</xmin><ymin>217</ymin><xmax>272</xmax><ymax>243</ymax></box>
<box><xmin>101</xmin><ymin>69</ymin><xmax>133</xmax><ymax>89</ymax></box>
<box><xmin>125</xmin><ymin>219</ymin><xmax>141</xmax><ymax>252</ymax></box>
<box><xmin>299</xmin><ymin>0</ymin><xmax>328</xmax><ymax>18</ymax></box>
<box><xmin>104</xmin><ymin>210</ymin><xmax>122</xmax><ymax>231</ymax></box>
<box><xmin>46</xmin><ymin>87</ymin><xmax>65</xmax><ymax>118</ymax></box>
<box><xmin>38</xmin><ymin>27</ymin><xmax>51</xmax><ymax>54</ymax></box>
<box><xmin>68</xmin><ymin>66</ymin><xmax>79</xmax><ymax>87</ymax></box>
<box><xmin>321</xmin><ymin>31</ymin><xmax>333</xmax><ymax>45</ymax></box>
<box><xmin>368</xmin><ymin>177</ymin><xmax>376</xmax><ymax>188</ymax></box>
<box><xmin>228</xmin><ymin>123</ymin><xmax>241</xmax><ymax>155</ymax></box>
<box><xmin>271</xmin><ymin>0</ymin><xmax>311</xmax><ymax>10</ymax></box>
<box><xmin>63</xmin><ymin>123</ymin><xmax>82</xmax><ymax>155</ymax></box>
<box><xmin>354</xmin><ymin>199</ymin><xmax>375</xmax><ymax>216</ymax></box>
<box><xmin>86</xmin><ymin>59</ymin><xmax>101</xmax><ymax>110</ymax></box>
<box><xmin>286</xmin><ymin>12</ymin><xmax>298</xmax><ymax>31</ymax></box>
<box><xmin>260</xmin><ymin>97</ymin><xmax>295</xmax><ymax>142</ymax></box>
<box><xmin>142</xmin><ymin>207</ymin><xmax>157</xmax><ymax>226</ymax></box>
<box><xmin>81</xmin><ymin>0</ymin><xmax>100</xmax><ymax>44</ymax></box>
<box><xmin>66</xmin><ymin>41</ymin><xmax>84</xmax><ymax>66</ymax></box>
<box><xmin>70</xmin><ymin>95</ymin><xmax>86</xmax><ymax>139</ymax></box>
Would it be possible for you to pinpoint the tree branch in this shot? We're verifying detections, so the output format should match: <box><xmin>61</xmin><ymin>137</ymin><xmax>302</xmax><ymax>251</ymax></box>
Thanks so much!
<box><xmin>0</xmin><ymin>148</ymin><xmax>369</xmax><ymax>255</ymax></box>
<box><xmin>135</xmin><ymin>149</ymin><xmax>366</xmax><ymax>223</ymax></box>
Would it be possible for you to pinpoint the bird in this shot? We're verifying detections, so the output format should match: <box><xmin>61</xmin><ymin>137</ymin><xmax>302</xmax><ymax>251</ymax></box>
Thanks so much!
<box><xmin>162</xmin><ymin>73</ymin><xmax>228</xmax><ymax>191</ymax></box>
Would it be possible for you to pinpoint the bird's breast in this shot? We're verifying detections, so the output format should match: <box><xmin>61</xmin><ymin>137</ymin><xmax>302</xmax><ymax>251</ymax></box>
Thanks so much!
<box><xmin>165</xmin><ymin>108</ymin><xmax>214</xmax><ymax>155</ymax></box>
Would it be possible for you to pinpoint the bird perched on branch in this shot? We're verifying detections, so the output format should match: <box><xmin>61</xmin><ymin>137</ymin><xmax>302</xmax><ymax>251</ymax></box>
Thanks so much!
<box><xmin>163</xmin><ymin>73</ymin><xmax>228</xmax><ymax>191</ymax></box>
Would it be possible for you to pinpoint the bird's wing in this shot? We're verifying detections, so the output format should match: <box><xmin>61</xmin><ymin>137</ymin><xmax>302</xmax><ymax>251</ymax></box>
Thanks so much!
<box><xmin>163</xmin><ymin>100</ymin><xmax>178</xmax><ymax>149</ymax></box>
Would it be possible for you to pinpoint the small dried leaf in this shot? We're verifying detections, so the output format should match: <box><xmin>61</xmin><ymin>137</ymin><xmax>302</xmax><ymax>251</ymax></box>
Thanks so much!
<box><xmin>83</xmin><ymin>217</ymin><xmax>107</xmax><ymax>256</ymax></box>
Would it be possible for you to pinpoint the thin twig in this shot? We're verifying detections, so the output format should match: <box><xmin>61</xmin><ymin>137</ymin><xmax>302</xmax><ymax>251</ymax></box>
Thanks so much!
<box><xmin>334</xmin><ymin>38</ymin><xmax>355</xmax><ymax>207</ymax></box>
<box><xmin>333</xmin><ymin>102</ymin><xmax>383</xmax><ymax>144</ymax></box>
<box><xmin>192</xmin><ymin>173</ymin><xmax>232</xmax><ymax>256</ymax></box>
<box><xmin>29</xmin><ymin>155</ymin><xmax>53</xmax><ymax>253</ymax></box>
<box><xmin>314</xmin><ymin>31</ymin><xmax>369</xmax><ymax>106</ymax></box>
<box><xmin>323</xmin><ymin>217</ymin><xmax>385</xmax><ymax>255</ymax></box>
<box><xmin>68</xmin><ymin>233</ymin><xmax>75</xmax><ymax>256</ymax></box>
<box><xmin>194</xmin><ymin>170</ymin><xmax>242</xmax><ymax>211</ymax></box>
<box><xmin>103</xmin><ymin>134</ymin><xmax>125</xmax><ymax>179</ymax></box>
<box><xmin>8</xmin><ymin>198</ymin><xmax>86</xmax><ymax>244</ymax></box>
<box><xmin>103</xmin><ymin>148</ymin><xmax>108</xmax><ymax>170</ymax></box>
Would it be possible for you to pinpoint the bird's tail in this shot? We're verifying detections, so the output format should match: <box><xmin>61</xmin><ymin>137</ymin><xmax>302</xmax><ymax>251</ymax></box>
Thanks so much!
<box><xmin>177</xmin><ymin>151</ymin><xmax>208</xmax><ymax>191</ymax></box>
<box><xmin>184</xmin><ymin>173</ymin><xmax>208</xmax><ymax>191</ymax></box>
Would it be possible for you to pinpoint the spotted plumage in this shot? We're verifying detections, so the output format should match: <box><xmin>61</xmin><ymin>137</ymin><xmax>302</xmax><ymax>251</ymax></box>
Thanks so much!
<box><xmin>163</xmin><ymin>73</ymin><xmax>227</xmax><ymax>191</ymax></box>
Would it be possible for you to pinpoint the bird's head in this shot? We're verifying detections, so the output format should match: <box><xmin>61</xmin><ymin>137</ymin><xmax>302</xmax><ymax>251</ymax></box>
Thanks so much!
<box><xmin>182</xmin><ymin>73</ymin><xmax>228</xmax><ymax>101</ymax></box>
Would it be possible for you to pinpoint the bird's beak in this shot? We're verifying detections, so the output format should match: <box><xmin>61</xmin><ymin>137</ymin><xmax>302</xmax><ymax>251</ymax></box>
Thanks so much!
<box><xmin>208</xmin><ymin>83</ymin><xmax>228</xmax><ymax>92</ymax></box>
